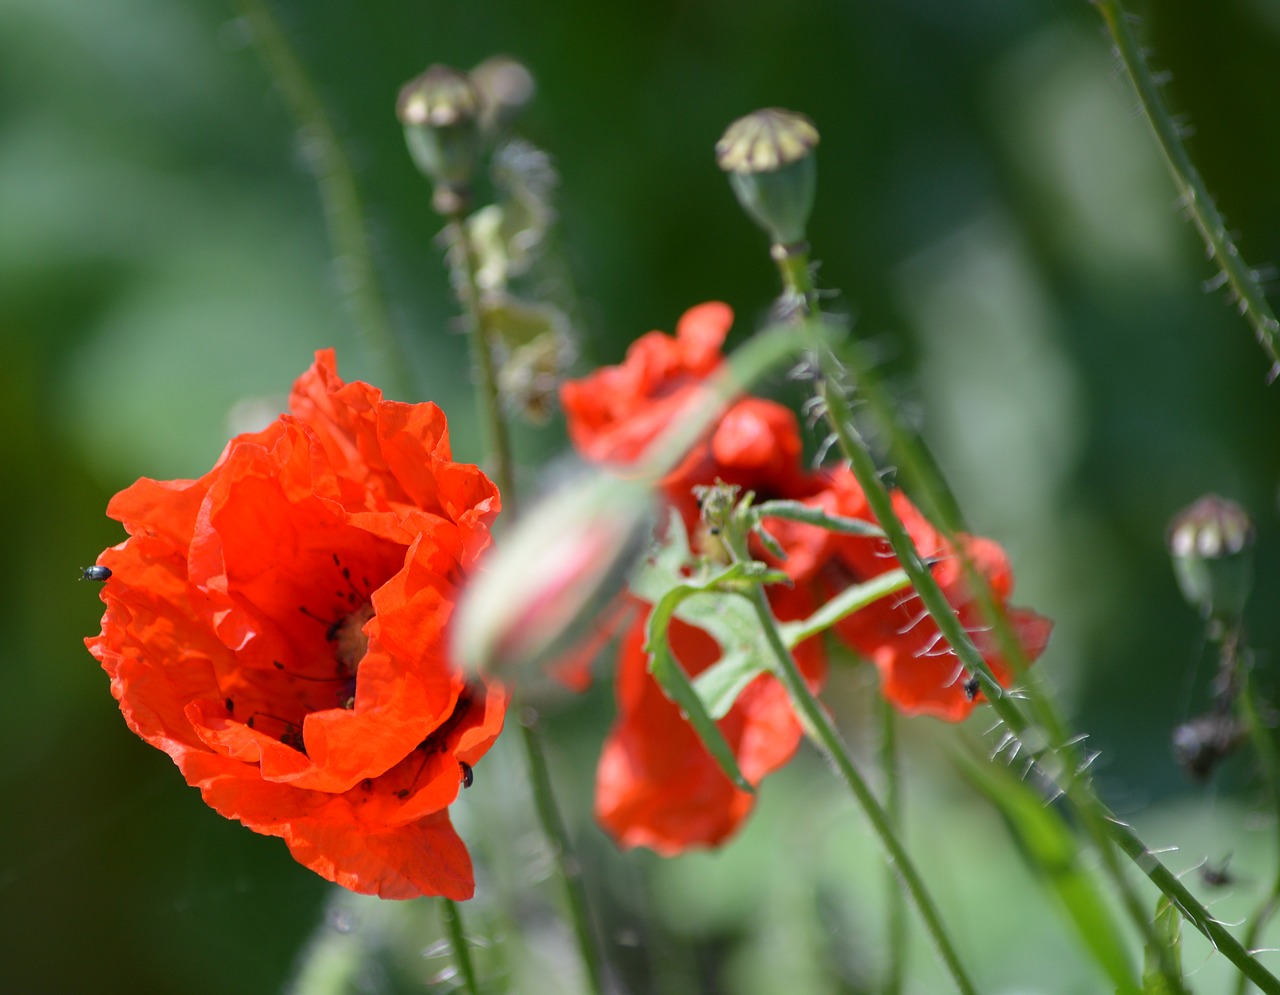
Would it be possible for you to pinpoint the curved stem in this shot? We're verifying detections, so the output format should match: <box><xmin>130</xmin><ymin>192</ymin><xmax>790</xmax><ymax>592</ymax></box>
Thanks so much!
<box><xmin>1090</xmin><ymin>0</ymin><xmax>1280</xmax><ymax>380</ymax></box>
<box><xmin>724</xmin><ymin>534</ymin><xmax>977</xmax><ymax>994</ymax></box>
<box><xmin>439</xmin><ymin>898</ymin><xmax>481</xmax><ymax>995</ymax></box>
<box><xmin>232</xmin><ymin>0</ymin><xmax>409</xmax><ymax>396</ymax></box>
<box><xmin>773</xmin><ymin>244</ymin><xmax>1214</xmax><ymax>992</ymax></box>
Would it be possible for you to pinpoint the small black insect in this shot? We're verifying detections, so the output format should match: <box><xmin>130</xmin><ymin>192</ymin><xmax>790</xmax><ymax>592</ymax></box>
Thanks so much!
<box><xmin>459</xmin><ymin>761</ymin><xmax>474</xmax><ymax>789</ymax></box>
<box><xmin>962</xmin><ymin>676</ymin><xmax>980</xmax><ymax>701</ymax></box>
<box><xmin>81</xmin><ymin>565</ymin><xmax>112</xmax><ymax>582</ymax></box>
<box><xmin>1201</xmin><ymin>857</ymin><xmax>1234</xmax><ymax>888</ymax></box>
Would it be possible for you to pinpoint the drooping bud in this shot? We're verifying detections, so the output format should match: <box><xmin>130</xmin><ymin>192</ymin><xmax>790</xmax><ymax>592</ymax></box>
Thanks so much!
<box><xmin>452</xmin><ymin>472</ymin><xmax>655</xmax><ymax>680</ymax></box>
<box><xmin>469</xmin><ymin>55</ymin><xmax>536</xmax><ymax>135</ymax></box>
<box><xmin>715</xmin><ymin>108</ymin><xmax>819</xmax><ymax>247</ymax></box>
<box><xmin>397</xmin><ymin>64</ymin><xmax>483</xmax><ymax>214</ymax></box>
<box><xmin>1167</xmin><ymin>494</ymin><xmax>1255</xmax><ymax>622</ymax></box>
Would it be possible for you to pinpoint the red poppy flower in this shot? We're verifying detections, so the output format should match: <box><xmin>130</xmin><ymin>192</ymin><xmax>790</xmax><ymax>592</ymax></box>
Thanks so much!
<box><xmin>817</xmin><ymin>479</ymin><xmax>1053</xmax><ymax>721</ymax></box>
<box><xmin>86</xmin><ymin>351</ymin><xmax>505</xmax><ymax>900</ymax></box>
<box><xmin>561</xmin><ymin>303</ymin><xmax>1052</xmax><ymax>724</ymax></box>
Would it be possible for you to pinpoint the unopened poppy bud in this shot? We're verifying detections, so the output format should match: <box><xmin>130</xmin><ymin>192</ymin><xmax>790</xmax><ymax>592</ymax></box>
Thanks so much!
<box><xmin>1167</xmin><ymin>494</ymin><xmax>1255</xmax><ymax>622</ymax></box>
<box><xmin>469</xmin><ymin>55</ymin><xmax>536</xmax><ymax>135</ymax></box>
<box><xmin>716</xmin><ymin>108</ymin><xmax>819</xmax><ymax>247</ymax></box>
<box><xmin>452</xmin><ymin>473</ymin><xmax>655</xmax><ymax>679</ymax></box>
<box><xmin>397</xmin><ymin>65</ymin><xmax>483</xmax><ymax>214</ymax></box>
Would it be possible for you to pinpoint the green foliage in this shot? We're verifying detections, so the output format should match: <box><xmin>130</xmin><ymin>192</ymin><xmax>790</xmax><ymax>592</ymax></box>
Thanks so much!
<box><xmin>958</xmin><ymin>750</ymin><xmax>1141</xmax><ymax>994</ymax></box>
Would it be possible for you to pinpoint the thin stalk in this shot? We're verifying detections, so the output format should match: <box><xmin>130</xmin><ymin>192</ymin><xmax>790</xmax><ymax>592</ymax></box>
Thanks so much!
<box><xmin>446</xmin><ymin>213</ymin><xmax>518</xmax><ymax>511</ymax></box>
<box><xmin>721</xmin><ymin>530</ymin><xmax>978</xmax><ymax>995</ymax></box>
<box><xmin>440</xmin><ymin>898</ymin><xmax>482</xmax><ymax>995</ymax></box>
<box><xmin>878</xmin><ymin>696</ymin><xmax>907</xmax><ymax>995</ymax></box>
<box><xmin>773</xmin><ymin>244</ymin><xmax>1204</xmax><ymax>992</ymax></box>
<box><xmin>1237</xmin><ymin>664</ymin><xmax>1280</xmax><ymax>995</ymax></box>
<box><xmin>519</xmin><ymin>716</ymin><xmax>608</xmax><ymax>995</ymax></box>
<box><xmin>1090</xmin><ymin>0</ymin><xmax>1280</xmax><ymax>379</ymax></box>
<box><xmin>448</xmin><ymin>207</ymin><xmax>604</xmax><ymax>994</ymax></box>
<box><xmin>232</xmin><ymin>0</ymin><xmax>409</xmax><ymax>396</ymax></box>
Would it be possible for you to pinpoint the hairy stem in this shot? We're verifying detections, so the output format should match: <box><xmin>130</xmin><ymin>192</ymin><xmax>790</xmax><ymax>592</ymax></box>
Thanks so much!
<box><xmin>232</xmin><ymin>0</ymin><xmax>409</xmax><ymax>396</ymax></box>
<box><xmin>773</xmin><ymin>243</ymin><xmax>1214</xmax><ymax>992</ymax></box>
<box><xmin>1090</xmin><ymin>0</ymin><xmax>1280</xmax><ymax>380</ymax></box>
<box><xmin>721</xmin><ymin>527</ymin><xmax>977</xmax><ymax>995</ymax></box>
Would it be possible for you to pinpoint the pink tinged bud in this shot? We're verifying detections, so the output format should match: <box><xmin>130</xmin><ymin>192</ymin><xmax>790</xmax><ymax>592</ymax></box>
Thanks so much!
<box><xmin>452</xmin><ymin>473</ymin><xmax>655</xmax><ymax>679</ymax></box>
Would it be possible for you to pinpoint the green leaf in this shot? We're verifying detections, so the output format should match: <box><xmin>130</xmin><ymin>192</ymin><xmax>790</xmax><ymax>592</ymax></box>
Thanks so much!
<box><xmin>956</xmin><ymin>750</ymin><xmax>1141</xmax><ymax>995</ymax></box>
<box><xmin>645</xmin><ymin>585</ymin><xmax>754</xmax><ymax>793</ymax></box>
<box><xmin>1141</xmin><ymin>897</ymin><xmax>1186</xmax><ymax>995</ymax></box>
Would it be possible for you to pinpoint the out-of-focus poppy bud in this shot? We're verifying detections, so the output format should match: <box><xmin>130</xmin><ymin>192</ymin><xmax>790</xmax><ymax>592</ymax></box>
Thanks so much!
<box><xmin>716</xmin><ymin>108</ymin><xmax>819</xmax><ymax>247</ymax></box>
<box><xmin>397</xmin><ymin>64</ymin><xmax>483</xmax><ymax>214</ymax></box>
<box><xmin>452</xmin><ymin>472</ymin><xmax>655</xmax><ymax>681</ymax></box>
<box><xmin>469</xmin><ymin>55</ymin><xmax>536</xmax><ymax>135</ymax></box>
<box><xmin>1167</xmin><ymin>494</ymin><xmax>1255</xmax><ymax>623</ymax></box>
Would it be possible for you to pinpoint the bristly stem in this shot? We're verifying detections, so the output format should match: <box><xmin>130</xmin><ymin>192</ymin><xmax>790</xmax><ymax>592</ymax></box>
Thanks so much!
<box><xmin>1090</xmin><ymin>0</ymin><xmax>1280</xmax><ymax>380</ymax></box>
<box><xmin>232</xmin><ymin>0</ymin><xmax>410</xmax><ymax>397</ymax></box>
<box><xmin>719</xmin><ymin>527</ymin><xmax>978</xmax><ymax>995</ymax></box>
<box><xmin>448</xmin><ymin>206</ymin><xmax>604</xmax><ymax>993</ymax></box>
<box><xmin>439</xmin><ymin>898</ymin><xmax>482</xmax><ymax>995</ymax></box>
<box><xmin>772</xmin><ymin>242</ymin><xmax>1256</xmax><ymax>993</ymax></box>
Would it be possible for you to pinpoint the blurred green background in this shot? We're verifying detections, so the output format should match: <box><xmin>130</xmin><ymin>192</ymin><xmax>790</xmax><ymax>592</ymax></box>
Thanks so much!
<box><xmin>6</xmin><ymin>0</ymin><xmax>1280</xmax><ymax>991</ymax></box>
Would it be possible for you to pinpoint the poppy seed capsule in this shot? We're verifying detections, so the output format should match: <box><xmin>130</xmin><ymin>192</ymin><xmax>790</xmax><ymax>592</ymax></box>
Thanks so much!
<box><xmin>716</xmin><ymin>108</ymin><xmax>819</xmax><ymax>247</ymax></box>
<box><xmin>1167</xmin><ymin>494</ymin><xmax>1254</xmax><ymax>622</ymax></box>
<box><xmin>81</xmin><ymin>565</ymin><xmax>112</xmax><ymax>582</ymax></box>
<box><xmin>397</xmin><ymin>64</ymin><xmax>483</xmax><ymax>214</ymax></box>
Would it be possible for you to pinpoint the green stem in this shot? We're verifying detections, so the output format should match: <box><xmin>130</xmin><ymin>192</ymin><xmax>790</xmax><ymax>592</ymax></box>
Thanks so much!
<box><xmin>1090</xmin><ymin>0</ymin><xmax>1280</xmax><ymax>379</ymax></box>
<box><xmin>447</xmin><ymin>213</ymin><xmax>519</xmax><ymax>511</ymax></box>
<box><xmin>519</xmin><ymin>716</ymin><xmax>608</xmax><ymax>995</ymax></box>
<box><xmin>231</xmin><ymin>0</ymin><xmax>409</xmax><ymax>396</ymax></box>
<box><xmin>772</xmin><ymin>243</ymin><xmax>1211</xmax><ymax>992</ymax></box>
<box><xmin>447</xmin><ymin>205</ymin><xmax>603</xmax><ymax>993</ymax></box>
<box><xmin>439</xmin><ymin>898</ymin><xmax>482</xmax><ymax>995</ymax></box>
<box><xmin>1237</xmin><ymin>662</ymin><xmax>1280</xmax><ymax>995</ymax></box>
<box><xmin>878</xmin><ymin>696</ymin><xmax>907</xmax><ymax>995</ymax></box>
<box><xmin>723</xmin><ymin>529</ymin><xmax>977</xmax><ymax>994</ymax></box>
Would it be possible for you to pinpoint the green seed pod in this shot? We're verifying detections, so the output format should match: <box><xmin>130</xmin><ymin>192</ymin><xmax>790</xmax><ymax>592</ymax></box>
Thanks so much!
<box><xmin>1167</xmin><ymin>494</ymin><xmax>1255</xmax><ymax>622</ymax></box>
<box><xmin>716</xmin><ymin>108</ymin><xmax>819</xmax><ymax>247</ymax></box>
<box><xmin>397</xmin><ymin>65</ymin><xmax>482</xmax><ymax>213</ymax></box>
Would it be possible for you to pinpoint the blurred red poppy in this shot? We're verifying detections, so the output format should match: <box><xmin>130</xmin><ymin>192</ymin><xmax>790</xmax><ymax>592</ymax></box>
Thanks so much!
<box><xmin>561</xmin><ymin>303</ymin><xmax>1052</xmax><ymax>846</ymax></box>
<box><xmin>86</xmin><ymin>351</ymin><xmax>505</xmax><ymax>900</ymax></box>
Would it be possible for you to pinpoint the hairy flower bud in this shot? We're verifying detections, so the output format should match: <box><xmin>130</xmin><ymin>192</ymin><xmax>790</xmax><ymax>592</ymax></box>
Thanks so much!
<box><xmin>1167</xmin><ymin>494</ymin><xmax>1255</xmax><ymax>622</ymax></box>
<box><xmin>716</xmin><ymin>108</ymin><xmax>819</xmax><ymax>246</ymax></box>
<box><xmin>452</xmin><ymin>473</ymin><xmax>654</xmax><ymax>680</ymax></box>
<box><xmin>397</xmin><ymin>64</ymin><xmax>482</xmax><ymax>213</ymax></box>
